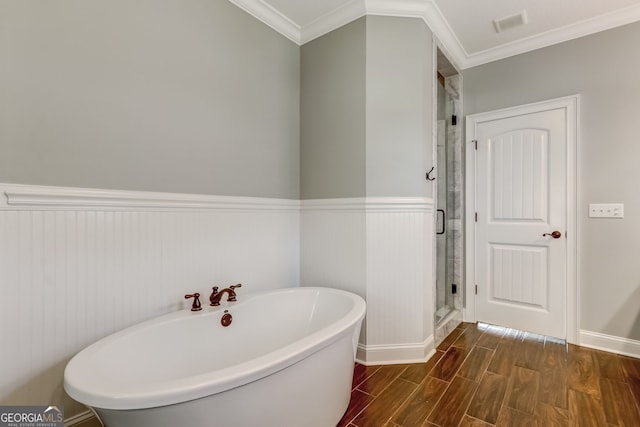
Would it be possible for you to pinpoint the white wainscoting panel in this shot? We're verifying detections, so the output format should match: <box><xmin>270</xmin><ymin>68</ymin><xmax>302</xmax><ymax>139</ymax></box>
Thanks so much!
<box><xmin>301</xmin><ymin>197</ymin><xmax>434</xmax><ymax>364</ymax></box>
<box><xmin>365</xmin><ymin>206</ymin><xmax>434</xmax><ymax>362</ymax></box>
<box><xmin>300</xmin><ymin>205</ymin><xmax>367</xmax><ymax>298</ymax></box>
<box><xmin>0</xmin><ymin>184</ymin><xmax>300</xmax><ymax>419</ymax></box>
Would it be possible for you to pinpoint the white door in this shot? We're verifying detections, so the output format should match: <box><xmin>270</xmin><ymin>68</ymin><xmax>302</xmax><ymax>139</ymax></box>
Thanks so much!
<box><xmin>470</xmin><ymin>101</ymin><xmax>572</xmax><ymax>339</ymax></box>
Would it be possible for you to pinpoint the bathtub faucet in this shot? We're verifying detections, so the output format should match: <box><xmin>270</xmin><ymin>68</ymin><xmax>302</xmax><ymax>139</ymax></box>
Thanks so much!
<box><xmin>209</xmin><ymin>284</ymin><xmax>242</xmax><ymax>306</ymax></box>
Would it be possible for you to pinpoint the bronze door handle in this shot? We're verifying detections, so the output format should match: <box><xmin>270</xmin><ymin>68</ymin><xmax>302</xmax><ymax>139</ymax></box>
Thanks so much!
<box><xmin>543</xmin><ymin>231</ymin><xmax>562</xmax><ymax>239</ymax></box>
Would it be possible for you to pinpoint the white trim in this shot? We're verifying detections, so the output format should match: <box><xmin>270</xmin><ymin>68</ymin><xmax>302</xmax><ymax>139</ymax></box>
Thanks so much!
<box><xmin>416</xmin><ymin>0</ymin><xmax>467</xmax><ymax>69</ymax></box>
<box><xmin>464</xmin><ymin>95</ymin><xmax>580</xmax><ymax>343</ymax></box>
<box><xmin>4</xmin><ymin>185</ymin><xmax>433</xmax><ymax>213</ymax></box>
<box><xmin>301</xmin><ymin>197</ymin><xmax>434</xmax><ymax>213</ymax></box>
<box><xmin>356</xmin><ymin>337</ymin><xmax>435</xmax><ymax>365</ymax></box>
<box><xmin>229</xmin><ymin>0</ymin><xmax>469</xmax><ymax>67</ymax></box>
<box><xmin>1</xmin><ymin>183</ymin><xmax>299</xmax><ymax>212</ymax></box>
<box><xmin>303</xmin><ymin>0</ymin><xmax>468</xmax><ymax>68</ymax></box>
<box><xmin>464</xmin><ymin>119</ymin><xmax>477</xmax><ymax>324</ymax></box>
<box><xmin>431</xmin><ymin>36</ymin><xmax>439</xmax><ymax>340</ymax></box>
<box><xmin>566</xmin><ymin>96</ymin><xmax>580</xmax><ymax>344</ymax></box>
<box><xmin>580</xmin><ymin>330</ymin><xmax>640</xmax><ymax>359</ymax></box>
<box><xmin>65</xmin><ymin>410</ymin><xmax>96</xmax><ymax>426</ymax></box>
<box><xmin>300</xmin><ymin>0</ymin><xmax>365</xmax><ymax>45</ymax></box>
<box><xmin>226</xmin><ymin>0</ymin><xmax>301</xmax><ymax>44</ymax></box>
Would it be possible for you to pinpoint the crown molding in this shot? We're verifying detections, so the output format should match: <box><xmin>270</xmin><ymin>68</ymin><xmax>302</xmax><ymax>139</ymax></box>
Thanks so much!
<box><xmin>227</xmin><ymin>0</ymin><xmax>301</xmax><ymax>44</ymax></box>
<box><xmin>300</xmin><ymin>0</ymin><xmax>365</xmax><ymax>44</ymax></box>
<box><xmin>228</xmin><ymin>0</ymin><xmax>640</xmax><ymax>69</ymax></box>
<box><xmin>362</xmin><ymin>0</ymin><xmax>467</xmax><ymax>68</ymax></box>
<box><xmin>228</xmin><ymin>0</ymin><xmax>466</xmax><ymax>67</ymax></box>
<box><xmin>415</xmin><ymin>1</ymin><xmax>467</xmax><ymax>69</ymax></box>
<box><xmin>301</xmin><ymin>0</ymin><xmax>467</xmax><ymax>69</ymax></box>
<box><xmin>462</xmin><ymin>2</ymin><xmax>640</xmax><ymax>68</ymax></box>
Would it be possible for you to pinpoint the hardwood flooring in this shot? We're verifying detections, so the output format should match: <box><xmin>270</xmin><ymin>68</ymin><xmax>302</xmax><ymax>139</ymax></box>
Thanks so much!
<box><xmin>338</xmin><ymin>322</ymin><xmax>640</xmax><ymax>426</ymax></box>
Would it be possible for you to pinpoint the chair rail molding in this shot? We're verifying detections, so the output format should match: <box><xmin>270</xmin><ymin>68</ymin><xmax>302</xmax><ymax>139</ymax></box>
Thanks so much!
<box><xmin>2</xmin><ymin>183</ymin><xmax>299</xmax><ymax>211</ymax></box>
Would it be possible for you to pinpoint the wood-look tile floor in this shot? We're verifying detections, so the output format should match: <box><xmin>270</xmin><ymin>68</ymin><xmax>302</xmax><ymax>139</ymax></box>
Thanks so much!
<box><xmin>75</xmin><ymin>418</ymin><xmax>102</xmax><ymax>427</ymax></box>
<box><xmin>338</xmin><ymin>322</ymin><xmax>640</xmax><ymax>427</ymax></box>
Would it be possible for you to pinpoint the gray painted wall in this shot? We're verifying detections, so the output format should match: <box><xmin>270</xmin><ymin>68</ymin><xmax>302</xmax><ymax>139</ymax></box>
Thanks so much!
<box><xmin>0</xmin><ymin>0</ymin><xmax>300</xmax><ymax>198</ymax></box>
<box><xmin>300</xmin><ymin>18</ymin><xmax>366</xmax><ymax>199</ymax></box>
<box><xmin>300</xmin><ymin>16</ymin><xmax>433</xmax><ymax>199</ymax></box>
<box><xmin>464</xmin><ymin>22</ymin><xmax>640</xmax><ymax>340</ymax></box>
<box><xmin>366</xmin><ymin>16</ymin><xmax>433</xmax><ymax>198</ymax></box>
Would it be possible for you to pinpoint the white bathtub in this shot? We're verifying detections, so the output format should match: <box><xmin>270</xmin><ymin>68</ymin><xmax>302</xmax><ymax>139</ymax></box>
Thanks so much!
<box><xmin>64</xmin><ymin>287</ymin><xmax>366</xmax><ymax>427</ymax></box>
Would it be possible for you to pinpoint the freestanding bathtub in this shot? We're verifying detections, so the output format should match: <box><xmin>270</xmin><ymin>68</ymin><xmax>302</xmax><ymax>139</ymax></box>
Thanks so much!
<box><xmin>64</xmin><ymin>287</ymin><xmax>366</xmax><ymax>427</ymax></box>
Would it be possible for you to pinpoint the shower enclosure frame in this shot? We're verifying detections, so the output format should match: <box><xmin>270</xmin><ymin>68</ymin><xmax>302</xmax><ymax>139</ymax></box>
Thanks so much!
<box><xmin>432</xmin><ymin>39</ymin><xmax>464</xmax><ymax>346</ymax></box>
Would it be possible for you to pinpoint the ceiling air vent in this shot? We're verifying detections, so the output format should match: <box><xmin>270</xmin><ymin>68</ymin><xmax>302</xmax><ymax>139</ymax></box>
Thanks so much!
<box><xmin>493</xmin><ymin>10</ymin><xmax>528</xmax><ymax>33</ymax></box>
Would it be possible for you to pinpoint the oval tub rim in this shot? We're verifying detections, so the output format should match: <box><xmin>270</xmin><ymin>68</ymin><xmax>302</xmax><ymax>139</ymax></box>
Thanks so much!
<box><xmin>64</xmin><ymin>286</ymin><xmax>366</xmax><ymax>410</ymax></box>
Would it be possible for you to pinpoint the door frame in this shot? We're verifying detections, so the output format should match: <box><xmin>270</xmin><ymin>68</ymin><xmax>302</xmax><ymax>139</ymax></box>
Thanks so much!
<box><xmin>465</xmin><ymin>95</ymin><xmax>580</xmax><ymax>343</ymax></box>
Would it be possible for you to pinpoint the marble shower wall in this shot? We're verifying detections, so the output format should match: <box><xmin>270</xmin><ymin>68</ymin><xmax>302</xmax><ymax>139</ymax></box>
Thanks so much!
<box><xmin>445</xmin><ymin>75</ymin><xmax>464</xmax><ymax>312</ymax></box>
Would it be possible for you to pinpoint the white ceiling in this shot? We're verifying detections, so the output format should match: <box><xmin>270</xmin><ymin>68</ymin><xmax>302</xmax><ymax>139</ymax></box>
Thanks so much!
<box><xmin>436</xmin><ymin>0</ymin><xmax>640</xmax><ymax>54</ymax></box>
<box><xmin>229</xmin><ymin>0</ymin><xmax>640</xmax><ymax>68</ymax></box>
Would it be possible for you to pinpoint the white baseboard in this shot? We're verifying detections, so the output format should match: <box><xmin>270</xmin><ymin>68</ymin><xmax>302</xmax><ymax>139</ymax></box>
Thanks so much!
<box><xmin>65</xmin><ymin>410</ymin><xmax>97</xmax><ymax>426</ymax></box>
<box><xmin>356</xmin><ymin>336</ymin><xmax>435</xmax><ymax>365</ymax></box>
<box><xmin>580</xmin><ymin>330</ymin><xmax>640</xmax><ymax>358</ymax></box>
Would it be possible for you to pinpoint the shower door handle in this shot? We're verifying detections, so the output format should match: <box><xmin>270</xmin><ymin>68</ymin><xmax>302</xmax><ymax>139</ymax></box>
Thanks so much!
<box><xmin>437</xmin><ymin>209</ymin><xmax>446</xmax><ymax>235</ymax></box>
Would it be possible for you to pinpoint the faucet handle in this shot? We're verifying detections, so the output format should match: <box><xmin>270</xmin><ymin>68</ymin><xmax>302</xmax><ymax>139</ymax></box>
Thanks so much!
<box><xmin>184</xmin><ymin>293</ymin><xmax>202</xmax><ymax>311</ymax></box>
<box><xmin>228</xmin><ymin>284</ymin><xmax>242</xmax><ymax>301</ymax></box>
<box><xmin>209</xmin><ymin>286</ymin><xmax>219</xmax><ymax>306</ymax></box>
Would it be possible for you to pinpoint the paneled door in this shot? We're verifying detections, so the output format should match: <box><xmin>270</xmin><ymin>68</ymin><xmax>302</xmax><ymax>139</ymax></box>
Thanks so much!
<box><xmin>468</xmin><ymin>99</ymin><xmax>576</xmax><ymax>339</ymax></box>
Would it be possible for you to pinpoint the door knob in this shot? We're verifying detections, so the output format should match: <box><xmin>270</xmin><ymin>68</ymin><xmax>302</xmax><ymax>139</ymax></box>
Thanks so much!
<box><xmin>543</xmin><ymin>231</ymin><xmax>562</xmax><ymax>239</ymax></box>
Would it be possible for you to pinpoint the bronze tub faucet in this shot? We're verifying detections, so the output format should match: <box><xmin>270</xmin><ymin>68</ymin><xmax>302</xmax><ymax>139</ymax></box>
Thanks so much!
<box><xmin>209</xmin><ymin>284</ymin><xmax>242</xmax><ymax>306</ymax></box>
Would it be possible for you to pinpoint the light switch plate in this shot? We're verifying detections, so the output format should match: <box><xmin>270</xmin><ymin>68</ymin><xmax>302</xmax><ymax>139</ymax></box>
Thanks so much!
<box><xmin>589</xmin><ymin>203</ymin><xmax>624</xmax><ymax>218</ymax></box>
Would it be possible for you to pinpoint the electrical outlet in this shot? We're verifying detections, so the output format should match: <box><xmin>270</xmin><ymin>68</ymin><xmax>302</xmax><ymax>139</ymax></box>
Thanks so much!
<box><xmin>589</xmin><ymin>203</ymin><xmax>624</xmax><ymax>218</ymax></box>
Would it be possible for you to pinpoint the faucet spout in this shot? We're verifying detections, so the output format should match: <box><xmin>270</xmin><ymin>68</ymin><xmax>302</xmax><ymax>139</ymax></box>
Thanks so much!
<box><xmin>209</xmin><ymin>284</ymin><xmax>242</xmax><ymax>306</ymax></box>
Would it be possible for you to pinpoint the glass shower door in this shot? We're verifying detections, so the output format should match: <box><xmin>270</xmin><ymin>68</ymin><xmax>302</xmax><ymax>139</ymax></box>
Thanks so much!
<box><xmin>435</xmin><ymin>119</ymin><xmax>454</xmax><ymax>324</ymax></box>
